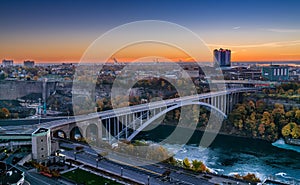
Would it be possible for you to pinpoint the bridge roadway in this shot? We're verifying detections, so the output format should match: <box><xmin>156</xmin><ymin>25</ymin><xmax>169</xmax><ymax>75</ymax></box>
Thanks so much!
<box><xmin>211</xmin><ymin>80</ymin><xmax>278</xmax><ymax>85</ymax></box>
<box><xmin>39</xmin><ymin>87</ymin><xmax>257</xmax><ymax>130</ymax></box>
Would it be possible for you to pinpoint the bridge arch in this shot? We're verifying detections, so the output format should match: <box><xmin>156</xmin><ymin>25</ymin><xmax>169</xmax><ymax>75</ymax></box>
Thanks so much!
<box><xmin>53</xmin><ymin>130</ymin><xmax>67</xmax><ymax>139</ymax></box>
<box><xmin>85</xmin><ymin>123</ymin><xmax>99</xmax><ymax>141</ymax></box>
<box><xmin>70</xmin><ymin>126</ymin><xmax>84</xmax><ymax>141</ymax></box>
<box><xmin>127</xmin><ymin>101</ymin><xmax>226</xmax><ymax>141</ymax></box>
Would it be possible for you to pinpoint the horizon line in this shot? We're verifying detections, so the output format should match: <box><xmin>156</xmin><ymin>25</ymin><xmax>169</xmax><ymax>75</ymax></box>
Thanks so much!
<box><xmin>5</xmin><ymin>60</ymin><xmax>300</xmax><ymax>64</ymax></box>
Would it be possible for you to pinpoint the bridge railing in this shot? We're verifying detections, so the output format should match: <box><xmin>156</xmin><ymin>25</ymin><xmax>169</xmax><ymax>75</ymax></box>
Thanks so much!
<box><xmin>111</xmin><ymin>112</ymin><xmax>148</xmax><ymax>143</ymax></box>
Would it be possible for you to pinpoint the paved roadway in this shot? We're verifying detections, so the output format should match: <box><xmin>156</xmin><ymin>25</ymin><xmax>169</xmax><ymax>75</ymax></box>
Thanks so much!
<box><xmin>60</xmin><ymin>142</ymin><xmax>250</xmax><ymax>185</ymax></box>
<box><xmin>60</xmin><ymin>142</ymin><xmax>214</xmax><ymax>185</ymax></box>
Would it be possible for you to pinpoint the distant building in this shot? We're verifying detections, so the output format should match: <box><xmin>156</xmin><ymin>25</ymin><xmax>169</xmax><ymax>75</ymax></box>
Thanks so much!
<box><xmin>2</xmin><ymin>59</ymin><xmax>13</xmax><ymax>67</ymax></box>
<box><xmin>262</xmin><ymin>65</ymin><xmax>289</xmax><ymax>81</ymax></box>
<box><xmin>24</xmin><ymin>60</ymin><xmax>35</xmax><ymax>67</ymax></box>
<box><xmin>32</xmin><ymin>128</ymin><xmax>51</xmax><ymax>161</ymax></box>
<box><xmin>214</xmin><ymin>48</ymin><xmax>231</xmax><ymax>67</ymax></box>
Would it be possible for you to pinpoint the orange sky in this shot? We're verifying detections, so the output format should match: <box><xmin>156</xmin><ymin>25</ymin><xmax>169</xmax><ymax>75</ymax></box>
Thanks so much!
<box><xmin>1</xmin><ymin>1</ymin><xmax>300</xmax><ymax>63</ymax></box>
<box><xmin>1</xmin><ymin>31</ymin><xmax>300</xmax><ymax>63</ymax></box>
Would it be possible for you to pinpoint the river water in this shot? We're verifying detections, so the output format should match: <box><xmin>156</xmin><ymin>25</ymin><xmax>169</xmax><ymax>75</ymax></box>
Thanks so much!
<box><xmin>135</xmin><ymin>125</ymin><xmax>300</xmax><ymax>184</ymax></box>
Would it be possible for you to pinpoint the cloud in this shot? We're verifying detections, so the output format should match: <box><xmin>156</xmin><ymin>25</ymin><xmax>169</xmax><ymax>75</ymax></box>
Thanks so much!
<box><xmin>266</xmin><ymin>28</ymin><xmax>300</xmax><ymax>33</ymax></box>
<box><xmin>233</xmin><ymin>26</ymin><xmax>241</xmax><ymax>30</ymax></box>
<box><xmin>207</xmin><ymin>40</ymin><xmax>300</xmax><ymax>48</ymax></box>
<box><xmin>279</xmin><ymin>53</ymin><xmax>300</xmax><ymax>56</ymax></box>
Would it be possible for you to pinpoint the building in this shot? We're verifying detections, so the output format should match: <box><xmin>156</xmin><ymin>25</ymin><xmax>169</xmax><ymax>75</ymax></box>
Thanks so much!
<box><xmin>214</xmin><ymin>48</ymin><xmax>231</xmax><ymax>67</ymax></box>
<box><xmin>2</xmin><ymin>59</ymin><xmax>13</xmax><ymax>67</ymax></box>
<box><xmin>262</xmin><ymin>65</ymin><xmax>289</xmax><ymax>81</ymax></box>
<box><xmin>32</xmin><ymin>128</ymin><xmax>51</xmax><ymax>161</ymax></box>
<box><xmin>0</xmin><ymin>162</ymin><xmax>25</xmax><ymax>185</ymax></box>
<box><xmin>24</xmin><ymin>60</ymin><xmax>35</xmax><ymax>67</ymax></box>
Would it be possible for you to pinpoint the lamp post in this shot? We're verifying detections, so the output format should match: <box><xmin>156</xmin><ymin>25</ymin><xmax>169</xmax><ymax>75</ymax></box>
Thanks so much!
<box><xmin>74</xmin><ymin>151</ymin><xmax>77</xmax><ymax>160</ymax></box>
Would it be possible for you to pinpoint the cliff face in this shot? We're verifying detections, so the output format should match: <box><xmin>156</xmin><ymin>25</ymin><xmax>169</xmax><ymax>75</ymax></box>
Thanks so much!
<box><xmin>0</xmin><ymin>80</ymin><xmax>56</xmax><ymax>100</ymax></box>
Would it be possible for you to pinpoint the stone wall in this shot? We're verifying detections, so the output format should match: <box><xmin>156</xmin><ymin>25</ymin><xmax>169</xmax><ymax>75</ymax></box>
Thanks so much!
<box><xmin>0</xmin><ymin>80</ymin><xmax>57</xmax><ymax>100</ymax></box>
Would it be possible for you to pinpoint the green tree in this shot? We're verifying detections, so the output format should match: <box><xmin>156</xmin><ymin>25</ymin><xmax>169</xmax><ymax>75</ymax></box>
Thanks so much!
<box><xmin>192</xmin><ymin>160</ymin><xmax>208</xmax><ymax>172</ymax></box>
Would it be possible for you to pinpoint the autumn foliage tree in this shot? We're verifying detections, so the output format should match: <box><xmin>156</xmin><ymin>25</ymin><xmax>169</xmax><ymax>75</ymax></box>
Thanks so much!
<box><xmin>228</xmin><ymin>99</ymin><xmax>299</xmax><ymax>141</ymax></box>
<box><xmin>0</xmin><ymin>108</ymin><xmax>10</xmax><ymax>119</ymax></box>
<box><xmin>282</xmin><ymin>122</ymin><xmax>300</xmax><ymax>139</ymax></box>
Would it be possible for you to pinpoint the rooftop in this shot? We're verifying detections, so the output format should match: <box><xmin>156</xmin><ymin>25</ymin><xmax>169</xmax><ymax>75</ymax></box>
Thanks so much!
<box><xmin>33</xmin><ymin>127</ymin><xmax>49</xmax><ymax>134</ymax></box>
<box><xmin>0</xmin><ymin>163</ymin><xmax>24</xmax><ymax>185</ymax></box>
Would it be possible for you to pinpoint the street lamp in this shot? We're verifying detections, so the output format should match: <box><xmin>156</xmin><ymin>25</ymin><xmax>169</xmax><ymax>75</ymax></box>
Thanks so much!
<box><xmin>120</xmin><ymin>167</ymin><xmax>123</xmax><ymax>176</ymax></box>
<box><xmin>74</xmin><ymin>151</ymin><xmax>77</xmax><ymax>160</ymax></box>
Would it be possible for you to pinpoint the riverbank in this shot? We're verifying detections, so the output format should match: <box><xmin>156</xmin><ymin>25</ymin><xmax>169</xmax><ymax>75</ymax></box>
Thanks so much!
<box><xmin>134</xmin><ymin>124</ymin><xmax>300</xmax><ymax>184</ymax></box>
<box><xmin>284</xmin><ymin>137</ymin><xmax>300</xmax><ymax>146</ymax></box>
<box><xmin>272</xmin><ymin>138</ymin><xmax>300</xmax><ymax>153</ymax></box>
<box><xmin>150</xmin><ymin>122</ymin><xmax>272</xmax><ymax>144</ymax></box>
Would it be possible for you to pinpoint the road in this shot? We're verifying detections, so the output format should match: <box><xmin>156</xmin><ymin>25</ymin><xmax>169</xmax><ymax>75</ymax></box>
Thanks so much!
<box><xmin>60</xmin><ymin>142</ymin><xmax>250</xmax><ymax>185</ymax></box>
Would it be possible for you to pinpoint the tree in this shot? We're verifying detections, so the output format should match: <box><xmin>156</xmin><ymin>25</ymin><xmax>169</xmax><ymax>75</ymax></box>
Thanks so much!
<box><xmin>291</xmin><ymin>124</ymin><xmax>300</xmax><ymax>139</ymax></box>
<box><xmin>242</xmin><ymin>173</ymin><xmax>261</xmax><ymax>183</ymax></box>
<box><xmin>282</xmin><ymin>122</ymin><xmax>300</xmax><ymax>138</ymax></box>
<box><xmin>96</xmin><ymin>99</ymin><xmax>104</xmax><ymax>111</ymax></box>
<box><xmin>192</xmin><ymin>160</ymin><xmax>208</xmax><ymax>172</ymax></box>
<box><xmin>182</xmin><ymin>158</ymin><xmax>191</xmax><ymax>169</ymax></box>
<box><xmin>258</xmin><ymin>123</ymin><xmax>265</xmax><ymax>136</ymax></box>
<box><xmin>261</xmin><ymin>111</ymin><xmax>272</xmax><ymax>126</ymax></box>
<box><xmin>285</xmin><ymin>110</ymin><xmax>295</xmax><ymax>122</ymax></box>
<box><xmin>295</xmin><ymin>110</ymin><xmax>300</xmax><ymax>123</ymax></box>
<box><xmin>0</xmin><ymin>108</ymin><xmax>10</xmax><ymax>119</ymax></box>
<box><xmin>247</xmin><ymin>100</ymin><xmax>255</xmax><ymax>113</ymax></box>
<box><xmin>256</xmin><ymin>100</ymin><xmax>266</xmax><ymax>114</ymax></box>
<box><xmin>272</xmin><ymin>103</ymin><xmax>285</xmax><ymax>125</ymax></box>
<box><xmin>33</xmin><ymin>76</ymin><xmax>39</xmax><ymax>81</ymax></box>
<box><xmin>244</xmin><ymin>112</ymin><xmax>257</xmax><ymax>136</ymax></box>
<box><xmin>174</xmin><ymin>109</ymin><xmax>180</xmax><ymax>120</ymax></box>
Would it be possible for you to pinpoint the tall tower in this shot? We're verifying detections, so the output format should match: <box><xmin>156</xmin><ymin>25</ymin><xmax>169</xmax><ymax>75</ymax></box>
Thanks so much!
<box><xmin>213</xmin><ymin>49</ymin><xmax>220</xmax><ymax>67</ymax></box>
<box><xmin>213</xmin><ymin>48</ymin><xmax>231</xmax><ymax>67</ymax></box>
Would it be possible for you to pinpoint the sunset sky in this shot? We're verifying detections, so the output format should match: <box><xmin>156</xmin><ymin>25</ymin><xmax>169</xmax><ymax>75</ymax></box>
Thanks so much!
<box><xmin>0</xmin><ymin>0</ymin><xmax>300</xmax><ymax>63</ymax></box>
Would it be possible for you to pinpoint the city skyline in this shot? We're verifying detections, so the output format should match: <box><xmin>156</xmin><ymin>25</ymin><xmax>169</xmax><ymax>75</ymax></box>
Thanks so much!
<box><xmin>1</xmin><ymin>0</ymin><xmax>300</xmax><ymax>63</ymax></box>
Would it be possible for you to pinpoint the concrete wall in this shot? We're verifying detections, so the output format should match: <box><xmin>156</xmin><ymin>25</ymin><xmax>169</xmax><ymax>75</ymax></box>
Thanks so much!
<box><xmin>0</xmin><ymin>80</ymin><xmax>57</xmax><ymax>100</ymax></box>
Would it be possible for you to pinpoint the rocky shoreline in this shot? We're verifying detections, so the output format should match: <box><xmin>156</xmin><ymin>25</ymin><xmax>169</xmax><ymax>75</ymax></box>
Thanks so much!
<box><xmin>284</xmin><ymin>137</ymin><xmax>300</xmax><ymax>146</ymax></box>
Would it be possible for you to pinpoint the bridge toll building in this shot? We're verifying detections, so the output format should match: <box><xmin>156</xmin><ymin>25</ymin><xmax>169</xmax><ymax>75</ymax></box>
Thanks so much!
<box><xmin>31</xmin><ymin>128</ymin><xmax>52</xmax><ymax>161</ymax></box>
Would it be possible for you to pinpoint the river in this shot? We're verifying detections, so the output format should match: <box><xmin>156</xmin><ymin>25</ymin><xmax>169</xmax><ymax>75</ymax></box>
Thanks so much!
<box><xmin>135</xmin><ymin>125</ymin><xmax>300</xmax><ymax>184</ymax></box>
